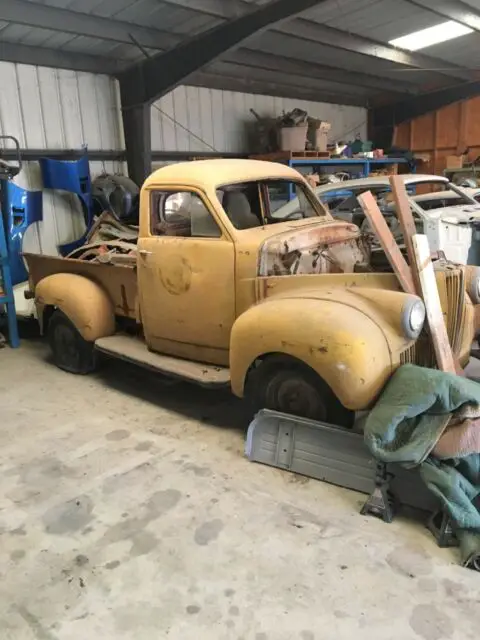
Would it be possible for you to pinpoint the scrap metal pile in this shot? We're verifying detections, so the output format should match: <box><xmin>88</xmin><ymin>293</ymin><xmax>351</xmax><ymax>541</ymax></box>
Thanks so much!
<box><xmin>66</xmin><ymin>174</ymin><xmax>139</xmax><ymax>265</ymax></box>
<box><xmin>66</xmin><ymin>211</ymin><xmax>139</xmax><ymax>265</ymax></box>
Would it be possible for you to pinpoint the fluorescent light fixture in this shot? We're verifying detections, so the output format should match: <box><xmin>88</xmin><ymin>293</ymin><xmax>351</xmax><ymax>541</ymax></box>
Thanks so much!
<box><xmin>389</xmin><ymin>20</ymin><xmax>473</xmax><ymax>51</ymax></box>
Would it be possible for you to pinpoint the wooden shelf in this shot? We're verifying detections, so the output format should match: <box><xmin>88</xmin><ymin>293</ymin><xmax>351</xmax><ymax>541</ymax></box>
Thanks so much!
<box><xmin>250</xmin><ymin>151</ymin><xmax>331</xmax><ymax>161</ymax></box>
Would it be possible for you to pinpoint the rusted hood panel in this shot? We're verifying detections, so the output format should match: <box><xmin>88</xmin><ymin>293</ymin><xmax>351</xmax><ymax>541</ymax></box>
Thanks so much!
<box><xmin>265</xmin><ymin>220</ymin><xmax>361</xmax><ymax>252</ymax></box>
<box><xmin>258</xmin><ymin>220</ymin><xmax>368</xmax><ymax>276</ymax></box>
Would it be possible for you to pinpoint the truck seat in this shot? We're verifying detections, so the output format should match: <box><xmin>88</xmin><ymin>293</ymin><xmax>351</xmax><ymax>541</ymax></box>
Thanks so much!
<box><xmin>223</xmin><ymin>191</ymin><xmax>260</xmax><ymax>230</ymax></box>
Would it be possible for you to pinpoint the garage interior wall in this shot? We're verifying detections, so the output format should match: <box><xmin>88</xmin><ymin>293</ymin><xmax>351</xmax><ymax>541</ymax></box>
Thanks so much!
<box><xmin>393</xmin><ymin>97</ymin><xmax>480</xmax><ymax>176</ymax></box>
<box><xmin>0</xmin><ymin>61</ymin><xmax>124</xmax><ymax>258</ymax></box>
<box><xmin>151</xmin><ymin>85</ymin><xmax>367</xmax><ymax>154</ymax></box>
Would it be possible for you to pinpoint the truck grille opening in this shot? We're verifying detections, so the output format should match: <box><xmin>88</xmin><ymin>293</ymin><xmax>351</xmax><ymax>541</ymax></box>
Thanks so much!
<box><xmin>400</xmin><ymin>269</ymin><xmax>465</xmax><ymax>367</ymax></box>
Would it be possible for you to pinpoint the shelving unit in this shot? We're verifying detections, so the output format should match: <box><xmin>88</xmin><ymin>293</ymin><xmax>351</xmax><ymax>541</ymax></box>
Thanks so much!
<box><xmin>0</xmin><ymin>209</ymin><xmax>20</xmax><ymax>348</ymax></box>
<box><xmin>0</xmin><ymin>135</ymin><xmax>21</xmax><ymax>348</ymax></box>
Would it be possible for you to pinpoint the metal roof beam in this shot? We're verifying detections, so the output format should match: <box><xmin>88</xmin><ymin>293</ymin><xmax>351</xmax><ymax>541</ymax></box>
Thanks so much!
<box><xmin>118</xmin><ymin>0</ymin><xmax>329</xmax><ymax>107</ymax></box>
<box><xmin>371</xmin><ymin>80</ymin><xmax>480</xmax><ymax>149</ymax></box>
<box><xmin>404</xmin><ymin>0</ymin><xmax>480</xmax><ymax>32</ymax></box>
<box><xmin>160</xmin><ymin>0</ymin><xmax>245</xmax><ymax>18</ymax></box>
<box><xmin>227</xmin><ymin>49</ymin><xmax>419</xmax><ymax>94</ymax></box>
<box><xmin>0</xmin><ymin>0</ymin><xmax>178</xmax><ymax>49</ymax></box>
<box><xmin>277</xmin><ymin>20</ymin><xmax>472</xmax><ymax>81</ymax></box>
<box><xmin>374</xmin><ymin>80</ymin><xmax>480</xmax><ymax>126</ymax></box>
<box><xmin>206</xmin><ymin>60</ymin><xmax>371</xmax><ymax>97</ymax></box>
<box><xmin>1</xmin><ymin>0</ymin><xmax>469</xmax><ymax>87</ymax></box>
<box><xmin>157</xmin><ymin>0</ymin><xmax>472</xmax><ymax>81</ymax></box>
<box><xmin>0</xmin><ymin>41</ymin><xmax>122</xmax><ymax>75</ymax></box>
<box><xmin>189</xmin><ymin>71</ymin><xmax>367</xmax><ymax>107</ymax></box>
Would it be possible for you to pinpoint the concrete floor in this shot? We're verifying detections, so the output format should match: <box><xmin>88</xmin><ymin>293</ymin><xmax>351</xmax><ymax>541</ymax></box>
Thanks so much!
<box><xmin>0</xmin><ymin>336</ymin><xmax>479</xmax><ymax>640</ymax></box>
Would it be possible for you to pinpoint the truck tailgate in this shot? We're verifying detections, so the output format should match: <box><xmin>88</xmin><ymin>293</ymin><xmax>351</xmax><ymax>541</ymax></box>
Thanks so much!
<box><xmin>24</xmin><ymin>253</ymin><xmax>138</xmax><ymax>319</ymax></box>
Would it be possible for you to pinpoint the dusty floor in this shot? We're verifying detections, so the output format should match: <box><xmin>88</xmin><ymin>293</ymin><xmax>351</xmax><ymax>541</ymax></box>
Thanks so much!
<box><xmin>0</xmin><ymin>335</ymin><xmax>479</xmax><ymax>640</ymax></box>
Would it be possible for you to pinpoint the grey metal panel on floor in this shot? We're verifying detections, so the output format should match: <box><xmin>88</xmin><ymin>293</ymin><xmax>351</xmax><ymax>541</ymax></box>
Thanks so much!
<box><xmin>245</xmin><ymin>409</ymin><xmax>438</xmax><ymax>513</ymax></box>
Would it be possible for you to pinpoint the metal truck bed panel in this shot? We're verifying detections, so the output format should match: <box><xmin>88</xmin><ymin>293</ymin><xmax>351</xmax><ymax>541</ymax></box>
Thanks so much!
<box><xmin>246</xmin><ymin>409</ymin><xmax>438</xmax><ymax>513</ymax></box>
<box><xmin>24</xmin><ymin>252</ymin><xmax>138</xmax><ymax>319</ymax></box>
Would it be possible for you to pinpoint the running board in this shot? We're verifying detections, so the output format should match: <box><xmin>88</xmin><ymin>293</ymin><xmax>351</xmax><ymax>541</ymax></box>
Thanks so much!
<box><xmin>245</xmin><ymin>409</ymin><xmax>438</xmax><ymax>514</ymax></box>
<box><xmin>95</xmin><ymin>335</ymin><xmax>230</xmax><ymax>388</ymax></box>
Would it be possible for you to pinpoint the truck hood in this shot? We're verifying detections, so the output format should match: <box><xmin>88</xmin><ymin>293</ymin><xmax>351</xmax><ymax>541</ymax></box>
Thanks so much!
<box><xmin>258</xmin><ymin>220</ymin><xmax>367</xmax><ymax>277</ymax></box>
<box><xmin>425</xmin><ymin>203</ymin><xmax>480</xmax><ymax>225</ymax></box>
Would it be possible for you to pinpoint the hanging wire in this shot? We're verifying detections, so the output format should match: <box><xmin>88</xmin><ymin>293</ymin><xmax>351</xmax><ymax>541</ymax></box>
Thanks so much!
<box><xmin>128</xmin><ymin>33</ymin><xmax>218</xmax><ymax>153</ymax></box>
<box><xmin>338</xmin><ymin>119</ymin><xmax>368</xmax><ymax>140</ymax></box>
<box><xmin>151</xmin><ymin>103</ymin><xmax>218</xmax><ymax>152</ymax></box>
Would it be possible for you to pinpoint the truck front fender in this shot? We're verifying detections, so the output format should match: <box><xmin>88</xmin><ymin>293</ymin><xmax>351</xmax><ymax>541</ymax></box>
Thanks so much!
<box><xmin>230</xmin><ymin>298</ymin><xmax>393</xmax><ymax>411</ymax></box>
<box><xmin>36</xmin><ymin>273</ymin><xmax>115</xmax><ymax>341</ymax></box>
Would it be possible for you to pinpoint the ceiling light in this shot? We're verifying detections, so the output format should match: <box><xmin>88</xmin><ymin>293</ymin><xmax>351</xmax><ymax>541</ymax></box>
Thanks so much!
<box><xmin>389</xmin><ymin>20</ymin><xmax>473</xmax><ymax>51</ymax></box>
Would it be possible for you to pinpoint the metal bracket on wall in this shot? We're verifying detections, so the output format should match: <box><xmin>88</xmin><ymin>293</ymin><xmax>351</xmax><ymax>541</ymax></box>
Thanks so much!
<box><xmin>39</xmin><ymin>153</ymin><xmax>93</xmax><ymax>256</ymax></box>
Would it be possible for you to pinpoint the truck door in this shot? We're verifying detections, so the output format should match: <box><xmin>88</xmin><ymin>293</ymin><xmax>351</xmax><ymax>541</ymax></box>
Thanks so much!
<box><xmin>137</xmin><ymin>188</ymin><xmax>235</xmax><ymax>366</ymax></box>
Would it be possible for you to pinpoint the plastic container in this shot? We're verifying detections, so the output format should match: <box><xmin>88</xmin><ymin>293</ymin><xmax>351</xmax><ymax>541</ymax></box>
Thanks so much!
<box><xmin>279</xmin><ymin>125</ymin><xmax>307</xmax><ymax>152</ymax></box>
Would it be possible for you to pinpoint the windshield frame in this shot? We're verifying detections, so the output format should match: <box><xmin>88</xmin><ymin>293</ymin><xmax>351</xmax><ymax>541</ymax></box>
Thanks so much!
<box><xmin>217</xmin><ymin>178</ymin><xmax>329</xmax><ymax>230</ymax></box>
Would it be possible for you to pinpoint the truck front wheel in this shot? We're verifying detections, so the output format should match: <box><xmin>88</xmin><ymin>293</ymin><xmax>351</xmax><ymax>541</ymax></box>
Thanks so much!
<box><xmin>246</xmin><ymin>356</ymin><xmax>354</xmax><ymax>428</ymax></box>
<box><xmin>48</xmin><ymin>309</ymin><xmax>98</xmax><ymax>374</ymax></box>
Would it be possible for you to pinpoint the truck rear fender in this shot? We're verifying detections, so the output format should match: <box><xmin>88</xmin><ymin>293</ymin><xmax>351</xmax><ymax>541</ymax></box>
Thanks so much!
<box><xmin>36</xmin><ymin>273</ymin><xmax>115</xmax><ymax>341</ymax></box>
<box><xmin>230</xmin><ymin>297</ymin><xmax>393</xmax><ymax>411</ymax></box>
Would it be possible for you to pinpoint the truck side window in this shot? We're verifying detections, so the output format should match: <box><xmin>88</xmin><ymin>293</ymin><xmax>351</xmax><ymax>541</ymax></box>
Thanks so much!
<box><xmin>150</xmin><ymin>191</ymin><xmax>221</xmax><ymax>238</ymax></box>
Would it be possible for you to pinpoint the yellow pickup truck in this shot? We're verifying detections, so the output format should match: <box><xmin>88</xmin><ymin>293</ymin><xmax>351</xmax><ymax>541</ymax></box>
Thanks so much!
<box><xmin>25</xmin><ymin>159</ymin><xmax>477</xmax><ymax>427</ymax></box>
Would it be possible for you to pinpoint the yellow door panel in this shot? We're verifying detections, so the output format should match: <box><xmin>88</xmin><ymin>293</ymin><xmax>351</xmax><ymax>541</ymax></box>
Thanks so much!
<box><xmin>137</xmin><ymin>188</ymin><xmax>235</xmax><ymax>364</ymax></box>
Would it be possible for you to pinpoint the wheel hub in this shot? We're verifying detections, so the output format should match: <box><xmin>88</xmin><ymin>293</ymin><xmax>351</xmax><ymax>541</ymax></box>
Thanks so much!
<box><xmin>267</xmin><ymin>375</ymin><xmax>327</xmax><ymax>420</ymax></box>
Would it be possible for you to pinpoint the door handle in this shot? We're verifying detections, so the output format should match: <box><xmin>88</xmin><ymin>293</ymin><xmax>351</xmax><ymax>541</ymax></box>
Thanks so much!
<box><xmin>138</xmin><ymin>249</ymin><xmax>152</xmax><ymax>257</ymax></box>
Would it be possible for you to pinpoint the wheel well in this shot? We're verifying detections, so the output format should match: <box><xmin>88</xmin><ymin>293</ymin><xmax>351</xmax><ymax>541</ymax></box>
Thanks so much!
<box><xmin>41</xmin><ymin>304</ymin><xmax>56</xmax><ymax>335</ymax></box>
<box><xmin>244</xmin><ymin>351</ymin><xmax>355</xmax><ymax>428</ymax></box>
<box><xmin>245</xmin><ymin>352</ymin><xmax>330</xmax><ymax>391</ymax></box>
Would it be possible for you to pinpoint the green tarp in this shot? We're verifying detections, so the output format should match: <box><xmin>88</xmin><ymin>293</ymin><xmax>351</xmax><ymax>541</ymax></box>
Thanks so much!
<box><xmin>364</xmin><ymin>364</ymin><xmax>480</xmax><ymax>566</ymax></box>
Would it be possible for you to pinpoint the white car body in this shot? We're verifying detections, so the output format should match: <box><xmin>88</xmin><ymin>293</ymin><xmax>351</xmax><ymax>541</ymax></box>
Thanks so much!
<box><xmin>278</xmin><ymin>174</ymin><xmax>480</xmax><ymax>264</ymax></box>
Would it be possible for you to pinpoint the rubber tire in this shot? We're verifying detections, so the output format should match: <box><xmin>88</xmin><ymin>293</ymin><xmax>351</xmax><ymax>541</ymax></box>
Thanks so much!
<box><xmin>245</xmin><ymin>356</ymin><xmax>354</xmax><ymax>429</ymax></box>
<box><xmin>48</xmin><ymin>309</ymin><xmax>98</xmax><ymax>374</ymax></box>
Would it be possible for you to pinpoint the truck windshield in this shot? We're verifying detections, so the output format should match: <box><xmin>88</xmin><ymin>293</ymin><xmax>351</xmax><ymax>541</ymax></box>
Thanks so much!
<box><xmin>217</xmin><ymin>179</ymin><xmax>326</xmax><ymax>230</ymax></box>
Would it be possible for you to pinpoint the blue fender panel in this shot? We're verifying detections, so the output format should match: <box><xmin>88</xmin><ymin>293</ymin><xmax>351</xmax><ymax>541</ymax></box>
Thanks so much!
<box><xmin>3</xmin><ymin>181</ymin><xmax>43</xmax><ymax>285</ymax></box>
<box><xmin>39</xmin><ymin>154</ymin><xmax>93</xmax><ymax>255</ymax></box>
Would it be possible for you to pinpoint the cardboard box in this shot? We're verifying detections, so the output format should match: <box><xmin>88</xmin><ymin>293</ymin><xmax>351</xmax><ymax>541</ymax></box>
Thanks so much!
<box><xmin>446</xmin><ymin>155</ymin><xmax>464</xmax><ymax>169</ymax></box>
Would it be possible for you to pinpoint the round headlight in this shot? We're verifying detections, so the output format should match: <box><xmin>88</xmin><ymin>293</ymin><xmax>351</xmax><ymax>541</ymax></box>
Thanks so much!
<box><xmin>475</xmin><ymin>276</ymin><xmax>480</xmax><ymax>302</ymax></box>
<box><xmin>466</xmin><ymin>266</ymin><xmax>480</xmax><ymax>304</ymax></box>
<box><xmin>409</xmin><ymin>300</ymin><xmax>426</xmax><ymax>333</ymax></box>
<box><xmin>402</xmin><ymin>297</ymin><xmax>426</xmax><ymax>339</ymax></box>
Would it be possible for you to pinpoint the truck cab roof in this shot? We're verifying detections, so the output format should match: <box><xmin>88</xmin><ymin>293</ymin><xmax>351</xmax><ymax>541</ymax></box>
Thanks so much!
<box><xmin>144</xmin><ymin>158</ymin><xmax>304</xmax><ymax>191</ymax></box>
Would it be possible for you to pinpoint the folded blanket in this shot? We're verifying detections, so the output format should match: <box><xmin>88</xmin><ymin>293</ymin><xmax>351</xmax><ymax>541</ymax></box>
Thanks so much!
<box><xmin>364</xmin><ymin>364</ymin><xmax>480</xmax><ymax>567</ymax></box>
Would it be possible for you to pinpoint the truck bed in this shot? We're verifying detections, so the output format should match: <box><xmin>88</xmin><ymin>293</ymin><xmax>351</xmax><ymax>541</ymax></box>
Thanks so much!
<box><xmin>24</xmin><ymin>253</ymin><xmax>138</xmax><ymax>319</ymax></box>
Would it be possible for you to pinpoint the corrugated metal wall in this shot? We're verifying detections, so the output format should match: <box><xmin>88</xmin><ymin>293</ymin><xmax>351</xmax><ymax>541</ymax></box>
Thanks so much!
<box><xmin>0</xmin><ymin>61</ymin><xmax>123</xmax><ymax>257</ymax></box>
<box><xmin>151</xmin><ymin>85</ymin><xmax>367</xmax><ymax>153</ymax></box>
<box><xmin>0</xmin><ymin>61</ymin><xmax>123</xmax><ymax>313</ymax></box>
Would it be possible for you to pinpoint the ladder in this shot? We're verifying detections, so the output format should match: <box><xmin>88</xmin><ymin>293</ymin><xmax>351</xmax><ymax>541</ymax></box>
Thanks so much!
<box><xmin>0</xmin><ymin>136</ymin><xmax>21</xmax><ymax>348</ymax></box>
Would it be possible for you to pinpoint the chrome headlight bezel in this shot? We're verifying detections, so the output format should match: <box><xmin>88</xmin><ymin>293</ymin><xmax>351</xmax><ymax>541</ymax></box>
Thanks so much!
<box><xmin>401</xmin><ymin>297</ymin><xmax>426</xmax><ymax>340</ymax></box>
<box><xmin>468</xmin><ymin>269</ymin><xmax>480</xmax><ymax>304</ymax></box>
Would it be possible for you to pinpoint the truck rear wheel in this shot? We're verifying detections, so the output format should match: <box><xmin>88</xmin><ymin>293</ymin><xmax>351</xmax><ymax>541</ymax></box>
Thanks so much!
<box><xmin>48</xmin><ymin>309</ymin><xmax>98</xmax><ymax>374</ymax></box>
<box><xmin>246</xmin><ymin>356</ymin><xmax>354</xmax><ymax>428</ymax></box>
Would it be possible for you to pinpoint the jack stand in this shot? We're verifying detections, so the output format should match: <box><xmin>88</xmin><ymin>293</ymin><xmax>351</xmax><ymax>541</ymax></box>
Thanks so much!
<box><xmin>465</xmin><ymin>554</ymin><xmax>480</xmax><ymax>572</ymax></box>
<box><xmin>427</xmin><ymin>510</ymin><xmax>458</xmax><ymax>548</ymax></box>
<box><xmin>361</xmin><ymin>462</ymin><xmax>396</xmax><ymax>523</ymax></box>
